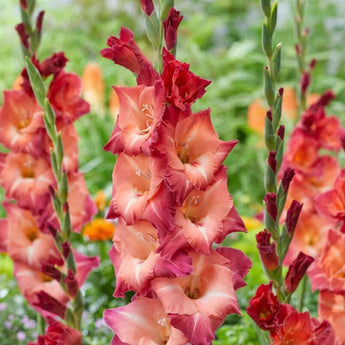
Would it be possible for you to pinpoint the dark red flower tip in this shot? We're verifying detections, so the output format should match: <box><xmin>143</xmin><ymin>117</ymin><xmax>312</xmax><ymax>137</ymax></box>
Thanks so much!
<box><xmin>40</xmin><ymin>52</ymin><xmax>68</xmax><ymax>77</ymax></box>
<box><xmin>268</xmin><ymin>151</ymin><xmax>277</xmax><ymax>173</ymax></box>
<box><xmin>163</xmin><ymin>8</ymin><xmax>183</xmax><ymax>51</ymax></box>
<box><xmin>309</xmin><ymin>58</ymin><xmax>317</xmax><ymax>70</ymax></box>
<box><xmin>62</xmin><ymin>241</ymin><xmax>71</xmax><ymax>259</ymax></box>
<box><xmin>285</xmin><ymin>251</ymin><xmax>314</xmax><ymax>293</ymax></box>
<box><xmin>140</xmin><ymin>0</ymin><xmax>154</xmax><ymax>16</ymax></box>
<box><xmin>264</xmin><ymin>193</ymin><xmax>277</xmax><ymax>220</ymax></box>
<box><xmin>36</xmin><ymin>11</ymin><xmax>45</xmax><ymax>34</ymax></box>
<box><xmin>64</xmin><ymin>269</ymin><xmax>79</xmax><ymax>298</ymax></box>
<box><xmin>15</xmin><ymin>23</ymin><xmax>30</xmax><ymax>50</ymax></box>
<box><xmin>285</xmin><ymin>200</ymin><xmax>303</xmax><ymax>235</ymax></box>
<box><xmin>266</xmin><ymin>110</ymin><xmax>272</xmax><ymax>122</ymax></box>
<box><xmin>300</xmin><ymin>72</ymin><xmax>310</xmax><ymax>95</ymax></box>
<box><xmin>281</xmin><ymin>167</ymin><xmax>295</xmax><ymax>192</ymax></box>
<box><xmin>34</xmin><ymin>291</ymin><xmax>66</xmax><ymax>318</ymax></box>
<box><xmin>20</xmin><ymin>0</ymin><xmax>28</xmax><ymax>10</ymax></box>
<box><xmin>278</xmin><ymin>87</ymin><xmax>284</xmax><ymax>97</ymax></box>
<box><xmin>277</xmin><ymin>125</ymin><xmax>285</xmax><ymax>140</ymax></box>
<box><xmin>256</xmin><ymin>229</ymin><xmax>279</xmax><ymax>271</ymax></box>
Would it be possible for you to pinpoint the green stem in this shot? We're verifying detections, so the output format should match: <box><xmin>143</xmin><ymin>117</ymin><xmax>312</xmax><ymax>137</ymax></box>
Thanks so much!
<box><xmin>298</xmin><ymin>275</ymin><xmax>307</xmax><ymax>311</ymax></box>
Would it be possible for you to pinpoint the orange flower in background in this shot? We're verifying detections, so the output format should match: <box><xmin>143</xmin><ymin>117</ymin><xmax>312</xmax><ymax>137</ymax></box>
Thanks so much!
<box><xmin>12</xmin><ymin>75</ymin><xmax>24</xmax><ymax>90</ymax></box>
<box><xmin>109</xmin><ymin>88</ymin><xmax>119</xmax><ymax>120</ymax></box>
<box><xmin>83</xmin><ymin>218</ymin><xmax>115</xmax><ymax>241</ymax></box>
<box><xmin>247</xmin><ymin>87</ymin><xmax>319</xmax><ymax>135</ymax></box>
<box><xmin>94</xmin><ymin>190</ymin><xmax>107</xmax><ymax>212</ymax></box>
<box><xmin>82</xmin><ymin>62</ymin><xmax>105</xmax><ymax>116</ymax></box>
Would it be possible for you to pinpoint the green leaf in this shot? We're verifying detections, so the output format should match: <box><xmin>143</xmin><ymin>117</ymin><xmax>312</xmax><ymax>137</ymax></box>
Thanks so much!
<box><xmin>25</xmin><ymin>57</ymin><xmax>46</xmax><ymax>109</ymax></box>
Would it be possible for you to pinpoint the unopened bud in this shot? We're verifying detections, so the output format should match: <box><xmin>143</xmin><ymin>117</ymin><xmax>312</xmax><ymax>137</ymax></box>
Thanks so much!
<box><xmin>286</xmin><ymin>200</ymin><xmax>303</xmax><ymax>235</ymax></box>
<box><xmin>256</xmin><ymin>229</ymin><xmax>279</xmax><ymax>271</ymax></box>
<box><xmin>281</xmin><ymin>167</ymin><xmax>295</xmax><ymax>192</ymax></box>
<box><xmin>140</xmin><ymin>0</ymin><xmax>155</xmax><ymax>16</ymax></box>
<box><xmin>285</xmin><ymin>252</ymin><xmax>314</xmax><ymax>293</ymax></box>
<box><xmin>268</xmin><ymin>151</ymin><xmax>277</xmax><ymax>173</ymax></box>
<box><xmin>264</xmin><ymin>193</ymin><xmax>277</xmax><ymax>221</ymax></box>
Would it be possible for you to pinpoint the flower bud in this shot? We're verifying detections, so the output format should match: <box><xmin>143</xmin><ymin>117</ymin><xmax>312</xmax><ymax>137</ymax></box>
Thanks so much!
<box><xmin>34</xmin><ymin>291</ymin><xmax>66</xmax><ymax>318</ymax></box>
<box><xmin>62</xmin><ymin>241</ymin><xmax>71</xmax><ymax>259</ymax></box>
<box><xmin>64</xmin><ymin>269</ymin><xmax>79</xmax><ymax>298</ymax></box>
<box><xmin>281</xmin><ymin>167</ymin><xmax>295</xmax><ymax>192</ymax></box>
<box><xmin>285</xmin><ymin>252</ymin><xmax>314</xmax><ymax>293</ymax></box>
<box><xmin>140</xmin><ymin>0</ymin><xmax>154</xmax><ymax>16</ymax></box>
<box><xmin>36</xmin><ymin>11</ymin><xmax>45</xmax><ymax>34</ymax></box>
<box><xmin>268</xmin><ymin>151</ymin><xmax>277</xmax><ymax>173</ymax></box>
<box><xmin>300</xmin><ymin>72</ymin><xmax>310</xmax><ymax>95</ymax></box>
<box><xmin>256</xmin><ymin>229</ymin><xmax>279</xmax><ymax>271</ymax></box>
<box><xmin>15</xmin><ymin>23</ymin><xmax>30</xmax><ymax>50</ymax></box>
<box><xmin>286</xmin><ymin>200</ymin><xmax>303</xmax><ymax>235</ymax></box>
<box><xmin>20</xmin><ymin>0</ymin><xmax>28</xmax><ymax>10</ymax></box>
<box><xmin>264</xmin><ymin>67</ymin><xmax>275</xmax><ymax>106</ymax></box>
<box><xmin>264</xmin><ymin>193</ymin><xmax>277</xmax><ymax>221</ymax></box>
<box><xmin>163</xmin><ymin>8</ymin><xmax>183</xmax><ymax>51</ymax></box>
<box><xmin>277</xmin><ymin>125</ymin><xmax>285</xmax><ymax>140</ymax></box>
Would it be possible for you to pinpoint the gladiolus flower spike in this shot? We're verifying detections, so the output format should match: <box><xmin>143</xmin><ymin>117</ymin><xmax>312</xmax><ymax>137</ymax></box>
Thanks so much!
<box><xmin>101</xmin><ymin>3</ymin><xmax>251</xmax><ymax>344</ymax></box>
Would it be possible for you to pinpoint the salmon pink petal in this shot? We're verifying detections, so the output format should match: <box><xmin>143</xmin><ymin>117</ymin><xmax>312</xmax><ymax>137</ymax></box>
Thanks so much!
<box><xmin>165</xmin><ymin>167</ymin><xmax>193</xmax><ymax>204</ymax></box>
<box><xmin>48</xmin><ymin>71</ymin><xmax>90</xmax><ymax>124</ymax></box>
<box><xmin>15</xmin><ymin>262</ymin><xmax>69</xmax><ymax>311</ymax></box>
<box><xmin>217</xmin><ymin>203</ymin><xmax>246</xmax><ymax>243</ymax></box>
<box><xmin>193</xmin><ymin>264</ymin><xmax>240</xmax><ymax>318</ymax></box>
<box><xmin>216</xmin><ymin>247</ymin><xmax>252</xmax><ymax>290</ymax></box>
<box><xmin>214</xmin><ymin>140</ymin><xmax>238</xmax><ymax>166</ymax></box>
<box><xmin>0</xmin><ymin>90</ymin><xmax>44</xmax><ymax>158</ymax></box>
<box><xmin>308</xmin><ymin>230</ymin><xmax>345</xmax><ymax>293</ymax></box>
<box><xmin>319</xmin><ymin>291</ymin><xmax>345</xmax><ymax>343</ymax></box>
<box><xmin>169</xmin><ymin>313</ymin><xmax>222</xmax><ymax>345</ymax></box>
<box><xmin>315</xmin><ymin>190</ymin><xmax>345</xmax><ymax>219</ymax></box>
<box><xmin>104</xmin><ymin>115</ymin><xmax>125</xmax><ymax>153</ymax></box>
<box><xmin>151</xmin><ymin>277</ymin><xmax>198</xmax><ymax>315</ymax></box>
<box><xmin>104</xmin><ymin>297</ymin><xmax>188</xmax><ymax>345</ymax></box>
<box><xmin>74</xmin><ymin>250</ymin><xmax>99</xmax><ymax>287</ymax></box>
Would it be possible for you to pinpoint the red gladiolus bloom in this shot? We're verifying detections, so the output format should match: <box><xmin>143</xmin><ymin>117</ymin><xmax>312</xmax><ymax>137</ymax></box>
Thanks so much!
<box><xmin>162</xmin><ymin>49</ymin><xmax>211</xmax><ymax>111</ymax></box>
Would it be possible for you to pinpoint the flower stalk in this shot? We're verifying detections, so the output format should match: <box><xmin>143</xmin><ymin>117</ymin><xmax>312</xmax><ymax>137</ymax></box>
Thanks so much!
<box><xmin>25</xmin><ymin>57</ymin><xmax>84</xmax><ymax>330</ymax></box>
<box><xmin>259</xmin><ymin>0</ymin><xmax>305</xmax><ymax>303</ymax></box>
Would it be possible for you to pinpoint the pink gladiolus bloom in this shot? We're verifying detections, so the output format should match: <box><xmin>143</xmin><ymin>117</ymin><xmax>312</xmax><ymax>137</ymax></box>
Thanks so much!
<box><xmin>107</xmin><ymin>153</ymin><xmax>174</xmax><ymax>234</ymax></box>
<box><xmin>104</xmin><ymin>297</ymin><xmax>188</xmax><ymax>345</ymax></box>
<box><xmin>0</xmin><ymin>152</ymin><xmax>54</xmax><ymax>212</ymax></box>
<box><xmin>73</xmin><ymin>249</ymin><xmax>100</xmax><ymax>288</ymax></box>
<box><xmin>157</xmin><ymin>109</ymin><xmax>238</xmax><ymax>202</ymax></box>
<box><xmin>48</xmin><ymin>71</ymin><xmax>90</xmax><ymax>124</ymax></box>
<box><xmin>319</xmin><ymin>291</ymin><xmax>345</xmax><ymax>344</ymax></box>
<box><xmin>0</xmin><ymin>89</ymin><xmax>44</xmax><ymax>158</ymax></box>
<box><xmin>174</xmin><ymin>168</ymin><xmax>238</xmax><ymax>254</ymax></box>
<box><xmin>110</xmin><ymin>218</ymin><xmax>191</xmax><ymax>297</ymax></box>
<box><xmin>152</xmin><ymin>250</ymin><xmax>240</xmax><ymax>324</ymax></box>
<box><xmin>2</xmin><ymin>203</ymin><xmax>62</xmax><ymax>269</ymax></box>
<box><xmin>315</xmin><ymin>169</ymin><xmax>345</xmax><ymax>221</ymax></box>
<box><xmin>309</xmin><ymin>230</ymin><xmax>345</xmax><ymax>294</ymax></box>
<box><xmin>15</xmin><ymin>262</ymin><xmax>69</xmax><ymax>316</ymax></box>
<box><xmin>104</xmin><ymin>82</ymin><xmax>166</xmax><ymax>155</ymax></box>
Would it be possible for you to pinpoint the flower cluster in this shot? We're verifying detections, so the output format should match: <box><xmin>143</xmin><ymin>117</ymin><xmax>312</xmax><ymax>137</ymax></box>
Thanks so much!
<box><xmin>247</xmin><ymin>282</ymin><xmax>339</xmax><ymax>344</ymax></box>
<box><xmin>0</xmin><ymin>42</ymin><xmax>98</xmax><ymax>343</ymax></box>
<box><xmin>278</xmin><ymin>92</ymin><xmax>345</xmax><ymax>343</ymax></box>
<box><xmin>281</xmin><ymin>91</ymin><xmax>344</xmax><ymax>264</ymax></box>
<box><xmin>100</xmin><ymin>19</ymin><xmax>251</xmax><ymax>344</ymax></box>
